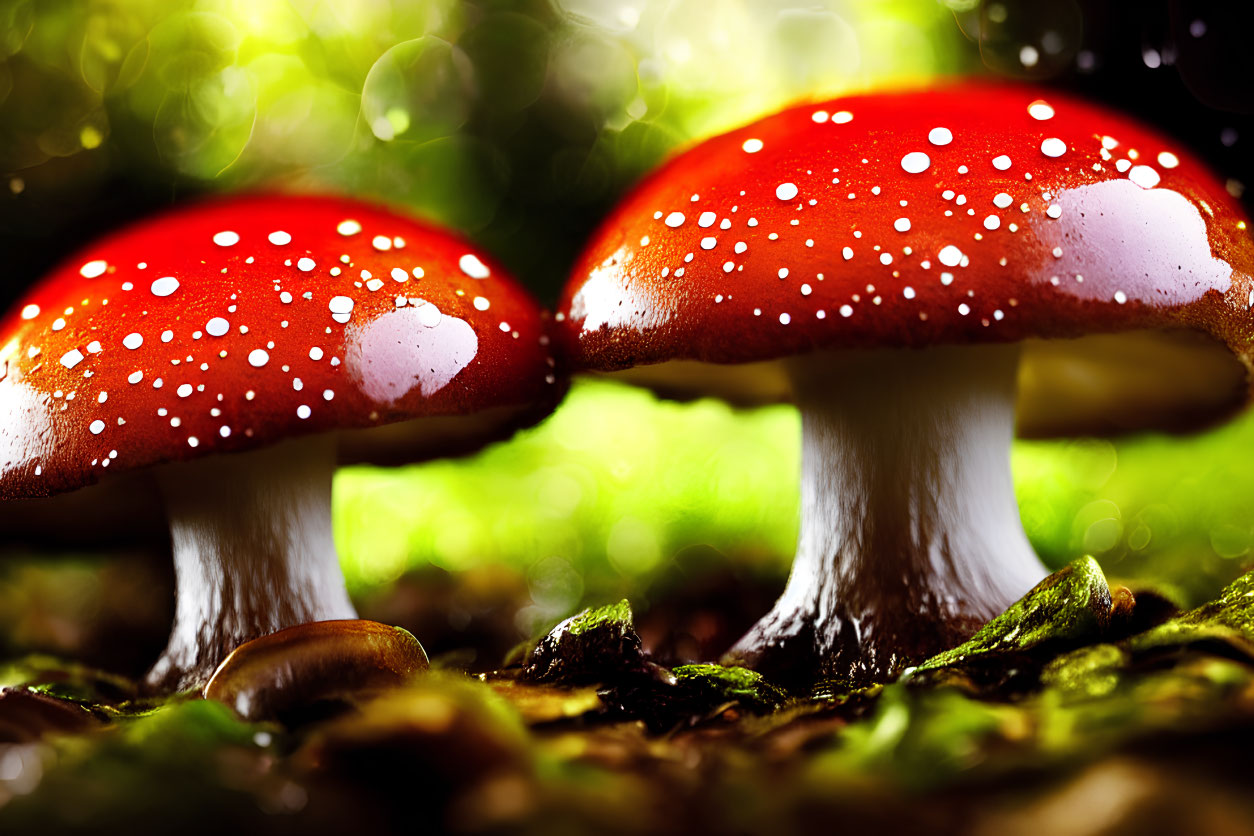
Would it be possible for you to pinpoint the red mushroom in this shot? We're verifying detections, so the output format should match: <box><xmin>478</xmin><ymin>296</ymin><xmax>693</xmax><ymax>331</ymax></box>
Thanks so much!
<box><xmin>0</xmin><ymin>195</ymin><xmax>561</xmax><ymax>691</ymax></box>
<box><xmin>557</xmin><ymin>83</ymin><xmax>1254</xmax><ymax>688</ymax></box>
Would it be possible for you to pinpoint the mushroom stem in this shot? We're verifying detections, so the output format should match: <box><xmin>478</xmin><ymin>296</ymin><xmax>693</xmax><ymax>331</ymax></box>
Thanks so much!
<box><xmin>145</xmin><ymin>437</ymin><xmax>356</xmax><ymax>692</ymax></box>
<box><xmin>725</xmin><ymin>344</ymin><xmax>1048</xmax><ymax>688</ymax></box>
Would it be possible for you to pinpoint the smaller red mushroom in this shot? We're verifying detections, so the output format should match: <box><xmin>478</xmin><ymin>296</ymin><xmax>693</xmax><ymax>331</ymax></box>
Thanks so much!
<box><xmin>557</xmin><ymin>83</ymin><xmax>1254</xmax><ymax>688</ymax></box>
<box><xmin>0</xmin><ymin>195</ymin><xmax>562</xmax><ymax>692</ymax></box>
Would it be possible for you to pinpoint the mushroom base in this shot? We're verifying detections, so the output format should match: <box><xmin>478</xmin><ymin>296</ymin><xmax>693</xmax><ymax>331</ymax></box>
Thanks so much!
<box><xmin>146</xmin><ymin>438</ymin><xmax>357</xmax><ymax>693</ymax></box>
<box><xmin>724</xmin><ymin>344</ymin><xmax>1048</xmax><ymax>690</ymax></box>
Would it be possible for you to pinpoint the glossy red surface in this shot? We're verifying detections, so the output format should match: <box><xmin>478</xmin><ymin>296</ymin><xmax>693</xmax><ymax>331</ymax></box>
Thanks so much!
<box><xmin>558</xmin><ymin>83</ymin><xmax>1254</xmax><ymax>372</ymax></box>
<box><xmin>0</xmin><ymin>196</ymin><xmax>559</xmax><ymax>499</ymax></box>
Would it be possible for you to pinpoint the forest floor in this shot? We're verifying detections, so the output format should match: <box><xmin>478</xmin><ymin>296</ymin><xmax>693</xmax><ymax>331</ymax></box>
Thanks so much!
<box><xmin>4</xmin><ymin>558</ymin><xmax>1254</xmax><ymax>835</ymax></box>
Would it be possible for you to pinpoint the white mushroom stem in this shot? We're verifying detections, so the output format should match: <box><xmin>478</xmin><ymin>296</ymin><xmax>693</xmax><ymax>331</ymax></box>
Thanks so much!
<box><xmin>726</xmin><ymin>343</ymin><xmax>1048</xmax><ymax>686</ymax></box>
<box><xmin>145</xmin><ymin>437</ymin><xmax>356</xmax><ymax>692</ymax></box>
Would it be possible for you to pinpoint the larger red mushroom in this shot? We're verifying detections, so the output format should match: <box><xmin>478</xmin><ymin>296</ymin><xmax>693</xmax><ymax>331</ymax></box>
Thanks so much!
<box><xmin>557</xmin><ymin>84</ymin><xmax>1254</xmax><ymax>688</ymax></box>
<box><xmin>0</xmin><ymin>195</ymin><xmax>560</xmax><ymax>691</ymax></box>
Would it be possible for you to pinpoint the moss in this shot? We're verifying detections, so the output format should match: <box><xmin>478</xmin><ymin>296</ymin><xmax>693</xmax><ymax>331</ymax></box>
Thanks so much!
<box><xmin>523</xmin><ymin>600</ymin><xmax>648</xmax><ymax>685</ymax></box>
<box><xmin>1128</xmin><ymin>569</ymin><xmax>1254</xmax><ymax>655</ymax></box>
<box><xmin>1040</xmin><ymin>644</ymin><xmax>1128</xmax><ymax>700</ymax></box>
<box><xmin>566</xmin><ymin>599</ymin><xmax>634</xmax><ymax>638</ymax></box>
<box><xmin>912</xmin><ymin>557</ymin><xmax>1113</xmax><ymax>678</ymax></box>
<box><xmin>671</xmin><ymin>664</ymin><xmax>788</xmax><ymax>713</ymax></box>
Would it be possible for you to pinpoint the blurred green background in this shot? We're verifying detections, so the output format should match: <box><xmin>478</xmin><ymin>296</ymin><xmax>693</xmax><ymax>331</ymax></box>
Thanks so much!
<box><xmin>2</xmin><ymin>0</ymin><xmax>1252</xmax><ymax>666</ymax></box>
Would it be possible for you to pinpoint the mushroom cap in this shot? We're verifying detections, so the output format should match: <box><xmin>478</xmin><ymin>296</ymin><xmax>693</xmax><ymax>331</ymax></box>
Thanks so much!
<box><xmin>558</xmin><ymin>83</ymin><xmax>1254</xmax><ymax>436</ymax></box>
<box><xmin>0</xmin><ymin>195</ymin><xmax>561</xmax><ymax>500</ymax></box>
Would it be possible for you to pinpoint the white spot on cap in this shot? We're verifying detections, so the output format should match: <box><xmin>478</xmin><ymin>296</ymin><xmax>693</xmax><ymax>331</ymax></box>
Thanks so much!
<box><xmin>20</xmin><ymin>304</ymin><xmax>39</xmax><ymax>320</ymax></box>
<box><xmin>206</xmin><ymin>317</ymin><xmax>229</xmax><ymax>337</ymax></box>
<box><xmin>700</xmin><ymin>237</ymin><xmax>717</xmax><ymax>250</ymax></box>
<box><xmin>128</xmin><ymin>370</ymin><xmax>142</xmax><ymax>384</ymax></box>
<box><xmin>309</xmin><ymin>346</ymin><xmax>324</xmax><ymax>360</ymax></box>
<box><xmin>664</xmin><ymin>212</ymin><xmax>685</xmax><ymax>228</ymax></box>
<box><xmin>329</xmin><ymin>295</ymin><xmax>354</xmax><ymax>316</ymax></box>
<box><xmin>390</xmin><ymin>267</ymin><xmax>408</xmax><ymax>282</ymax></box>
<box><xmin>79</xmin><ymin>260</ymin><xmax>108</xmax><ymax>279</ymax></box>
<box><xmin>123</xmin><ymin>332</ymin><xmax>143</xmax><ymax>349</ymax></box>
<box><xmin>992</xmin><ymin>155</ymin><xmax>1012</xmax><ymax>170</ymax></box>
<box><xmin>832</xmin><ymin>111</ymin><xmax>853</xmax><ymax>124</ymax></box>
<box><xmin>958</xmin><ymin>303</ymin><xmax>971</xmax><ymax>315</ymax></box>
<box><xmin>983</xmin><ymin>215</ymin><xmax>1001</xmax><ymax>230</ymax></box>
<box><xmin>938</xmin><ymin>245</ymin><xmax>964</xmax><ymax>267</ymax></box>
<box><xmin>775</xmin><ymin>182</ymin><xmax>799</xmax><ymax>201</ymax></box>
<box><xmin>779</xmin><ymin>312</ymin><xmax>791</xmax><ymax>324</ymax></box>
<box><xmin>177</xmin><ymin>383</ymin><xmax>193</xmax><ymax>398</ymax></box>
<box><xmin>89</xmin><ymin>419</ymin><xmax>105</xmax><ymax>435</ymax></box>
<box><xmin>893</xmin><ymin>217</ymin><xmax>911</xmax><ymax>232</ymax></box>
<box><xmin>473</xmin><ymin>296</ymin><xmax>490</xmax><ymax>311</ymax></box>
<box><xmin>187</xmin><ymin>436</ymin><xmax>199</xmax><ymax>448</ymax></box>
<box><xmin>1157</xmin><ymin>151</ymin><xmax>1179</xmax><ymax>169</ymax></box>
<box><xmin>903</xmin><ymin>286</ymin><xmax>915</xmax><ymax>299</ymax></box>
<box><xmin>150</xmin><ymin>276</ymin><xmax>180</xmax><ymax>297</ymax></box>
<box><xmin>842</xmin><ymin>247</ymin><xmax>853</xmax><ymax>260</ymax></box>
<box><xmin>1041</xmin><ymin>137</ymin><xmax>1067</xmax><ymax>157</ymax></box>
<box><xmin>248</xmin><ymin>349</ymin><xmax>270</xmax><ymax>367</ymax></box>
<box><xmin>297</xmin><ymin>405</ymin><xmax>311</xmax><ymax>419</ymax></box>
<box><xmin>928</xmin><ymin>127</ymin><xmax>953</xmax><ymax>146</ymax></box>
<box><xmin>297</xmin><ymin>257</ymin><xmax>316</xmax><ymax>272</ymax></box>
<box><xmin>900</xmin><ymin>152</ymin><xmax>931</xmax><ymax>174</ymax></box>
<box><xmin>839</xmin><ymin>304</ymin><xmax>853</xmax><ymax>317</ymax></box>
<box><xmin>371</xmin><ymin>235</ymin><xmax>392</xmax><ymax>251</ymax></box>
<box><xmin>1128</xmin><ymin>165</ymin><xmax>1161</xmax><ymax>189</ymax></box>
<box><xmin>213</xmin><ymin>231</ymin><xmax>239</xmax><ymax>247</ymax></box>
<box><xmin>778</xmin><ymin>268</ymin><xmax>789</xmax><ymax>279</ymax></box>
<box><xmin>457</xmin><ymin>254</ymin><xmax>489</xmax><ymax>279</ymax></box>
<box><xmin>1028</xmin><ymin>100</ymin><xmax>1055</xmax><ymax>120</ymax></box>
<box><xmin>993</xmin><ymin>192</ymin><xmax>1013</xmax><ymax>209</ymax></box>
<box><xmin>268</xmin><ymin>231</ymin><xmax>291</xmax><ymax>245</ymax></box>
<box><xmin>337</xmin><ymin>219</ymin><xmax>362</xmax><ymax>236</ymax></box>
<box><xmin>1046</xmin><ymin>204</ymin><xmax>1062</xmax><ymax>219</ymax></box>
<box><xmin>1114</xmin><ymin>290</ymin><xmax>1128</xmax><ymax>304</ymax></box>
<box><xmin>698</xmin><ymin>211</ymin><xmax>716</xmax><ymax>228</ymax></box>
<box><xmin>60</xmin><ymin>349</ymin><xmax>84</xmax><ymax>369</ymax></box>
<box><xmin>742</xmin><ymin>138</ymin><xmax>763</xmax><ymax>153</ymax></box>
